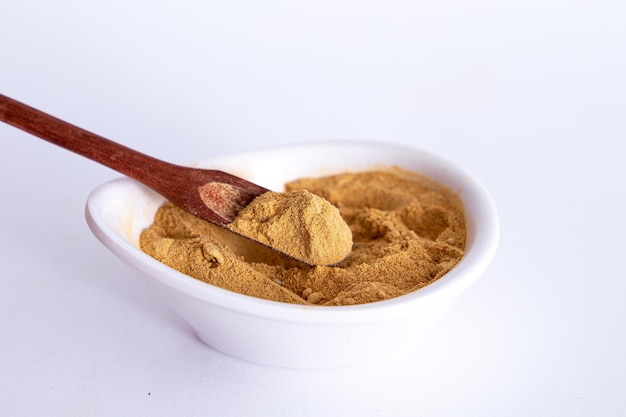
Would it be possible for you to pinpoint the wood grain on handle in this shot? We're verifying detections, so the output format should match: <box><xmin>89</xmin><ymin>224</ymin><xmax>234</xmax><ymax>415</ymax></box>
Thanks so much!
<box><xmin>0</xmin><ymin>93</ymin><xmax>180</xmax><ymax>184</ymax></box>
<box><xmin>0</xmin><ymin>93</ymin><xmax>268</xmax><ymax>226</ymax></box>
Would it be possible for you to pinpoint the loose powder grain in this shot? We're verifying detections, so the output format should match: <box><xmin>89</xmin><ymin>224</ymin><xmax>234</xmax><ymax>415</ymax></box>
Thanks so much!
<box><xmin>139</xmin><ymin>167</ymin><xmax>466</xmax><ymax>306</ymax></box>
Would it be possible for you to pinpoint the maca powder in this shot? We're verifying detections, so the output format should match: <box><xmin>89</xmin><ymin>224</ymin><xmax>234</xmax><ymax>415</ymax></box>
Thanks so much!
<box><xmin>139</xmin><ymin>167</ymin><xmax>466</xmax><ymax>306</ymax></box>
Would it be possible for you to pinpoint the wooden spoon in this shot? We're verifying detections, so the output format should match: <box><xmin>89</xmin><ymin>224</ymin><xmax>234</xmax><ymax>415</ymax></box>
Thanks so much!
<box><xmin>0</xmin><ymin>93</ymin><xmax>269</xmax><ymax>228</ymax></box>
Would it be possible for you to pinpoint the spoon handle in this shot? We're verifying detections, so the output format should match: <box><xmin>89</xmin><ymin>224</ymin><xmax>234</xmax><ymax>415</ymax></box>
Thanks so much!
<box><xmin>0</xmin><ymin>93</ymin><xmax>180</xmax><ymax>185</ymax></box>
<box><xmin>0</xmin><ymin>93</ymin><xmax>270</xmax><ymax>226</ymax></box>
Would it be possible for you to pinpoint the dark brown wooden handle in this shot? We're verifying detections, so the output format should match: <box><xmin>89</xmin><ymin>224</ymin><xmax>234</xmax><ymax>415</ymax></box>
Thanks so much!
<box><xmin>0</xmin><ymin>93</ymin><xmax>271</xmax><ymax>227</ymax></box>
<box><xmin>0</xmin><ymin>93</ymin><xmax>180</xmax><ymax>184</ymax></box>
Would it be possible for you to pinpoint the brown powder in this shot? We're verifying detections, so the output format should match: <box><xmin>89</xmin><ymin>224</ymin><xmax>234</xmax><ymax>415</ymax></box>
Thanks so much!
<box><xmin>139</xmin><ymin>167</ymin><xmax>466</xmax><ymax>306</ymax></box>
<box><xmin>227</xmin><ymin>190</ymin><xmax>353</xmax><ymax>265</ymax></box>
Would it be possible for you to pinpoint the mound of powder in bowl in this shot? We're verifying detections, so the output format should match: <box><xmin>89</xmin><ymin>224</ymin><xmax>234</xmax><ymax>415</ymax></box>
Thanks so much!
<box><xmin>139</xmin><ymin>167</ymin><xmax>466</xmax><ymax>306</ymax></box>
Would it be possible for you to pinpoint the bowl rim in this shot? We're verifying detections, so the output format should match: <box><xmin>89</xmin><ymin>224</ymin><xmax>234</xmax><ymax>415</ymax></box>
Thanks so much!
<box><xmin>85</xmin><ymin>139</ymin><xmax>499</xmax><ymax>325</ymax></box>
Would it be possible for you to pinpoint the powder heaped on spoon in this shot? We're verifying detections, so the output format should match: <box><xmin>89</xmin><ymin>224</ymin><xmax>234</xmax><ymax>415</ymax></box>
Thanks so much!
<box><xmin>227</xmin><ymin>190</ymin><xmax>353</xmax><ymax>266</ymax></box>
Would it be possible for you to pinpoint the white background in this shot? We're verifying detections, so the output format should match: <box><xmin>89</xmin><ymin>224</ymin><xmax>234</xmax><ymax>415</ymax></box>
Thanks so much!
<box><xmin>1</xmin><ymin>1</ymin><xmax>625</xmax><ymax>416</ymax></box>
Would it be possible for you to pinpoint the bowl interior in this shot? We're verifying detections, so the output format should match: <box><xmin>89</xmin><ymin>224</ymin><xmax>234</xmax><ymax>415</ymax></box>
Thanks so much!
<box><xmin>86</xmin><ymin>140</ymin><xmax>499</xmax><ymax>320</ymax></box>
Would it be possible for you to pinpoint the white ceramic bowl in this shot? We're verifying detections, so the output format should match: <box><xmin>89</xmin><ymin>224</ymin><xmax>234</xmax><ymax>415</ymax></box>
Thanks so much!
<box><xmin>85</xmin><ymin>140</ymin><xmax>499</xmax><ymax>368</ymax></box>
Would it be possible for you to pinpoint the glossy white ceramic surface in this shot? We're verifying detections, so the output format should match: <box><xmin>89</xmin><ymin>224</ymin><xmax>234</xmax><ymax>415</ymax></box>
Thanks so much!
<box><xmin>85</xmin><ymin>140</ymin><xmax>499</xmax><ymax>368</ymax></box>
